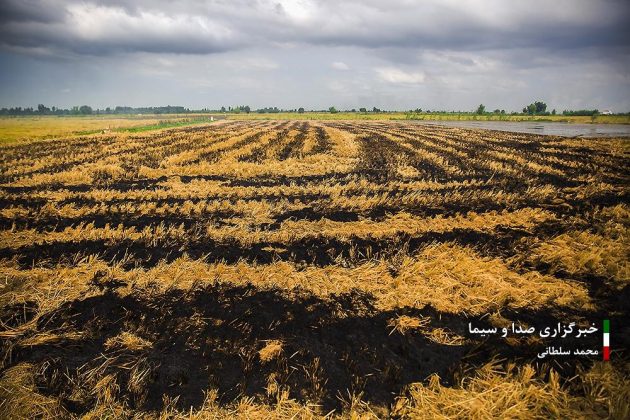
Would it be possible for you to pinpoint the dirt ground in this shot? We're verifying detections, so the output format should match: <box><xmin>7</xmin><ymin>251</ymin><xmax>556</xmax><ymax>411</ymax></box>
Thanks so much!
<box><xmin>0</xmin><ymin>120</ymin><xmax>628</xmax><ymax>418</ymax></box>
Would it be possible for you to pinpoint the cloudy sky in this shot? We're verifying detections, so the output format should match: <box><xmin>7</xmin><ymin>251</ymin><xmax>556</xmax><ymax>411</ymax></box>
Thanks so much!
<box><xmin>1</xmin><ymin>0</ymin><xmax>629</xmax><ymax>111</ymax></box>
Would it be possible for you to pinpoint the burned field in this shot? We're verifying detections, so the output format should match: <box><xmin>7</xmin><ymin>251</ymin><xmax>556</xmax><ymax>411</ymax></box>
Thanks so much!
<box><xmin>0</xmin><ymin>120</ymin><xmax>628</xmax><ymax>418</ymax></box>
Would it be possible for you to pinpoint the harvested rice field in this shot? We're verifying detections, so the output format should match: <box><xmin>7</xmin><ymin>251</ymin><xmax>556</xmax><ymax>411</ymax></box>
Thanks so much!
<box><xmin>0</xmin><ymin>120</ymin><xmax>628</xmax><ymax>418</ymax></box>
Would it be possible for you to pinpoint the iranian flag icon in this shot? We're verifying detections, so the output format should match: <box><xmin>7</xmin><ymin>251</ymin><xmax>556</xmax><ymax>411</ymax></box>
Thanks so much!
<box><xmin>603</xmin><ymin>320</ymin><xmax>610</xmax><ymax>361</ymax></box>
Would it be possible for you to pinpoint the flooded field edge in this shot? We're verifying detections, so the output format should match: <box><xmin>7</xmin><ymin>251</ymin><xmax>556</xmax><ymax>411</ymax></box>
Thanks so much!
<box><xmin>416</xmin><ymin>120</ymin><xmax>630</xmax><ymax>137</ymax></box>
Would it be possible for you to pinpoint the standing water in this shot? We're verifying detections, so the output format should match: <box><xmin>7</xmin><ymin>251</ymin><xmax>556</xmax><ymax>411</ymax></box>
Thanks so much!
<box><xmin>416</xmin><ymin>120</ymin><xmax>630</xmax><ymax>137</ymax></box>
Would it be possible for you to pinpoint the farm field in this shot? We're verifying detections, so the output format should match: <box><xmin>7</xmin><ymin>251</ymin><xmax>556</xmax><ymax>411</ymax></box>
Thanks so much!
<box><xmin>0</xmin><ymin>120</ymin><xmax>629</xmax><ymax>418</ymax></box>
<box><xmin>0</xmin><ymin>115</ymin><xmax>217</xmax><ymax>144</ymax></box>
<box><xmin>2</xmin><ymin>112</ymin><xmax>629</xmax><ymax>144</ymax></box>
<box><xmin>227</xmin><ymin>112</ymin><xmax>630</xmax><ymax>124</ymax></box>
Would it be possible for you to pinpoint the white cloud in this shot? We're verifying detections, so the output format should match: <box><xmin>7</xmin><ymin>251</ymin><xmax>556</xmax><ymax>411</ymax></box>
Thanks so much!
<box><xmin>2</xmin><ymin>0</ymin><xmax>627</xmax><ymax>56</ymax></box>
<box><xmin>0</xmin><ymin>0</ymin><xmax>628</xmax><ymax>111</ymax></box>
<box><xmin>376</xmin><ymin>67</ymin><xmax>426</xmax><ymax>84</ymax></box>
<box><xmin>332</xmin><ymin>61</ymin><xmax>349</xmax><ymax>70</ymax></box>
<box><xmin>275</xmin><ymin>0</ymin><xmax>317</xmax><ymax>22</ymax></box>
<box><xmin>226</xmin><ymin>57</ymin><xmax>279</xmax><ymax>71</ymax></box>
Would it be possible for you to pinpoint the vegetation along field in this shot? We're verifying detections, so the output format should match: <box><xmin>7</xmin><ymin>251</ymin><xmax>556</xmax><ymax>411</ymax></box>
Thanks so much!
<box><xmin>0</xmin><ymin>115</ymin><xmax>217</xmax><ymax>144</ymax></box>
<box><xmin>0</xmin><ymin>120</ymin><xmax>629</xmax><ymax>418</ymax></box>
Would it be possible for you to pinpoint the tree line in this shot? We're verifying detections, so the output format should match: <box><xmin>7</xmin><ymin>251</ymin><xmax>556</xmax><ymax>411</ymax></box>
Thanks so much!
<box><xmin>0</xmin><ymin>105</ymin><xmax>191</xmax><ymax>116</ymax></box>
<box><xmin>473</xmin><ymin>101</ymin><xmax>619</xmax><ymax>117</ymax></box>
<box><xmin>0</xmin><ymin>102</ymin><xmax>624</xmax><ymax>116</ymax></box>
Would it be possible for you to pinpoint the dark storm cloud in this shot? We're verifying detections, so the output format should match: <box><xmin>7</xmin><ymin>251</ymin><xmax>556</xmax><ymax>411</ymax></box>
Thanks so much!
<box><xmin>1</xmin><ymin>1</ymin><xmax>629</xmax><ymax>111</ymax></box>
<box><xmin>0</xmin><ymin>0</ymin><xmax>67</xmax><ymax>23</ymax></box>
<box><xmin>295</xmin><ymin>0</ymin><xmax>630</xmax><ymax>54</ymax></box>
<box><xmin>1</xmin><ymin>0</ymin><xmax>629</xmax><ymax>56</ymax></box>
<box><xmin>0</xmin><ymin>1</ymin><xmax>244</xmax><ymax>55</ymax></box>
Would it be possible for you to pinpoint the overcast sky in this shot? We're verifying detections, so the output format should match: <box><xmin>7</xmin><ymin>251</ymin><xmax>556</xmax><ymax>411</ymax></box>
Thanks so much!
<box><xmin>1</xmin><ymin>0</ymin><xmax>629</xmax><ymax>111</ymax></box>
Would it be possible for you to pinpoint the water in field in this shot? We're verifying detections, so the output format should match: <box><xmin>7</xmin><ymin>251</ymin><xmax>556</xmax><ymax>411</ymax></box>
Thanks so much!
<box><xmin>416</xmin><ymin>120</ymin><xmax>630</xmax><ymax>137</ymax></box>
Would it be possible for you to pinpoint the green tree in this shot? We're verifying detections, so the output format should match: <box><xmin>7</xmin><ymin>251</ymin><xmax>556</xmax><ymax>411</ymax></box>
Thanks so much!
<box><xmin>476</xmin><ymin>104</ymin><xmax>486</xmax><ymax>115</ymax></box>
<box><xmin>329</xmin><ymin>106</ymin><xmax>338</xmax><ymax>113</ymax></box>
<box><xmin>298</xmin><ymin>107</ymin><xmax>305</xmax><ymax>113</ymax></box>
<box><xmin>527</xmin><ymin>104</ymin><xmax>536</xmax><ymax>115</ymax></box>
<box><xmin>524</xmin><ymin>101</ymin><xmax>547</xmax><ymax>115</ymax></box>
<box><xmin>359</xmin><ymin>107</ymin><xmax>367</xmax><ymax>113</ymax></box>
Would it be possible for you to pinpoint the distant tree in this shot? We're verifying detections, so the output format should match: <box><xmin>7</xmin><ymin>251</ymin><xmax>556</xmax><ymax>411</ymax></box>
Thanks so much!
<box><xmin>476</xmin><ymin>104</ymin><xmax>486</xmax><ymax>115</ymax></box>
<box><xmin>551</xmin><ymin>109</ymin><xmax>556</xmax><ymax>115</ymax></box>
<box><xmin>37</xmin><ymin>104</ymin><xmax>50</xmax><ymax>114</ymax></box>
<box><xmin>526</xmin><ymin>104</ymin><xmax>536</xmax><ymax>115</ymax></box>
<box><xmin>372</xmin><ymin>107</ymin><xmax>381</xmax><ymax>112</ymax></box>
<box><xmin>562</xmin><ymin>109</ymin><xmax>599</xmax><ymax>116</ymax></box>
<box><xmin>329</xmin><ymin>106</ymin><xmax>338</xmax><ymax>113</ymax></box>
<box><xmin>501</xmin><ymin>110</ymin><xmax>506</xmax><ymax>114</ymax></box>
<box><xmin>243</xmin><ymin>105</ymin><xmax>251</xmax><ymax>114</ymax></box>
<box><xmin>414</xmin><ymin>108</ymin><xmax>422</xmax><ymax>113</ymax></box>
<box><xmin>359</xmin><ymin>107</ymin><xmax>367</xmax><ymax>113</ymax></box>
<box><xmin>298</xmin><ymin>107</ymin><xmax>305</xmax><ymax>113</ymax></box>
<box><xmin>220</xmin><ymin>106</ymin><xmax>226</xmax><ymax>112</ymax></box>
<box><xmin>256</xmin><ymin>106</ymin><xmax>282</xmax><ymax>113</ymax></box>
<box><xmin>493</xmin><ymin>109</ymin><xmax>500</xmax><ymax>114</ymax></box>
<box><xmin>524</xmin><ymin>101</ymin><xmax>547</xmax><ymax>115</ymax></box>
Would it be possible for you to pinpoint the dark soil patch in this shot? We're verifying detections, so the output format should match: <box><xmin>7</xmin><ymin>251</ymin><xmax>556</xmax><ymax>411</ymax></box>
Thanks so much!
<box><xmin>2</xmin><ymin>283</ymin><xmax>610</xmax><ymax>414</ymax></box>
